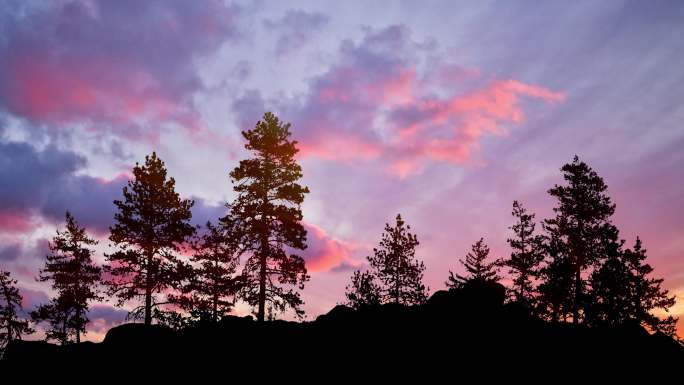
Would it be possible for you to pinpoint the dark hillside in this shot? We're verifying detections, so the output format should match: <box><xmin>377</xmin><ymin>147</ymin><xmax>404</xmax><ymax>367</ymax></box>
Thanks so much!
<box><xmin>4</xmin><ymin>281</ymin><xmax>682</xmax><ymax>368</ymax></box>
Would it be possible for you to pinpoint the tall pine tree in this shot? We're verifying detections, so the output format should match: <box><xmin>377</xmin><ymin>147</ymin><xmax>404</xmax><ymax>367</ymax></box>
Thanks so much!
<box><xmin>228</xmin><ymin>112</ymin><xmax>309</xmax><ymax>321</ymax></box>
<box><xmin>105</xmin><ymin>152</ymin><xmax>195</xmax><ymax>326</ymax></box>
<box><xmin>543</xmin><ymin>155</ymin><xmax>619</xmax><ymax>324</ymax></box>
<box><xmin>447</xmin><ymin>238</ymin><xmax>500</xmax><ymax>288</ymax></box>
<box><xmin>32</xmin><ymin>212</ymin><xmax>101</xmax><ymax>343</ymax></box>
<box><xmin>0</xmin><ymin>270</ymin><xmax>34</xmax><ymax>353</ymax></box>
<box><xmin>505</xmin><ymin>201</ymin><xmax>544</xmax><ymax>304</ymax></box>
<box><xmin>367</xmin><ymin>214</ymin><xmax>427</xmax><ymax>305</ymax></box>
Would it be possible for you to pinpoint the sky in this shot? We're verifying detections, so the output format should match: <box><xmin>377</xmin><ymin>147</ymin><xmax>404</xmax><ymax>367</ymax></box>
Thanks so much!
<box><xmin>1</xmin><ymin>0</ymin><xmax>683</xmax><ymax>340</ymax></box>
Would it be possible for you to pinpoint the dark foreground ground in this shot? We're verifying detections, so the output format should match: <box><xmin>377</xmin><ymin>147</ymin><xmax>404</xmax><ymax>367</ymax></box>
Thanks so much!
<box><xmin>3</xmin><ymin>282</ymin><xmax>683</xmax><ymax>369</ymax></box>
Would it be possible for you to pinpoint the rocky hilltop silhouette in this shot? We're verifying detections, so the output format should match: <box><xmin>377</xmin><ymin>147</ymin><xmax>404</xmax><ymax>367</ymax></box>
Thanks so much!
<box><xmin>4</xmin><ymin>281</ymin><xmax>682</xmax><ymax>367</ymax></box>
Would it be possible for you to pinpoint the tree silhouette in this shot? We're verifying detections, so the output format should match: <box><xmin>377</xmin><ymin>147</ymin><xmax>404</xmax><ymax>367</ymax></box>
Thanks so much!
<box><xmin>505</xmin><ymin>201</ymin><xmax>544</xmax><ymax>304</ymax></box>
<box><xmin>367</xmin><ymin>214</ymin><xmax>427</xmax><ymax>305</ymax></box>
<box><xmin>536</xmin><ymin>236</ymin><xmax>575</xmax><ymax>322</ymax></box>
<box><xmin>0</xmin><ymin>270</ymin><xmax>34</xmax><ymax>354</ymax></box>
<box><xmin>172</xmin><ymin>220</ymin><xmax>242</xmax><ymax>323</ymax></box>
<box><xmin>585</xmin><ymin>236</ymin><xmax>629</xmax><ymax>327</ymax></box>
<box><xmin>32</xmin><ymin>212</ymin><xmax>101</xmax><ymax>344</ymax></box>
<box><xmin>447</xmin><ymin>238</ymin><xmax>500</xmax><ymax>288</ymax></box>
<box><xmin>30</xmin><ymin>296</ymin><xmax>74</xmax><ymax>345</ymax></box>
<box><xmin>626</xmin><ymin>238</ymin><xmax>678</xmax><ymax>334</ymax></box>
<box><xmin>105</xmin><ymin>152</ymin><xmax>195</xmax><ymax>326</ymax></box>
<box><xmin>588</xmin><ymin>237</ymin><xmax>677</xmax><ymax>333</ymax></box>
<box><xmin>345</xmin><ymin>270</ymin><xmax>381</xmax><ymax>309</ymax></box>
<box><xmin>228</xmin><ymin>112</ymin><xmax>310</xmax><ymax>321</ymax></box>
<box><xmin>543</xmin><ymin>155</ymin><xmax>619</xmax><ymax>324</ymax></box>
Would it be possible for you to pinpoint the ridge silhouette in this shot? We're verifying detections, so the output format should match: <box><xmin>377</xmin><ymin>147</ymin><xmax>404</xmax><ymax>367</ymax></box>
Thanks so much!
<box><xmin>3</xmin><ymin>280</ymin><xmax>682</xmax><ymax>366</ymax></box>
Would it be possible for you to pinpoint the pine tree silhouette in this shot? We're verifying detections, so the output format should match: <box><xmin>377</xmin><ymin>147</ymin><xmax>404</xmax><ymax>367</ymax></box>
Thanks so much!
<box><xmin>447</xmin><ymin>238</ymin><xmax>500</xmax><ymax>288</ymax></box>
<box><xmin>228</xmin><ymin>112</ymin><xmax>310</xmax><ymax>321</ymax></box>
<box><xmin>0</xmin><ymin>270</ymin><xmax>34</xmax><ymax>355</ymax></box>
<box><xmin>30</xmin><ymin>296</ymin><xmax>74</xmax><ymax>345</ymax></box>
<box><xmin>505</xmin><ymin>201</ymin><xmax>544</xmax><ymax>304</ymax></box>
<box><xmin>31</xmin><ymin>212</ymin><xmax>101</xmax><ymax>344</ymax></box>
<box><xmin>172</xmin><ymin>220</ymin><xmax>242</xmax><ymax>323</ymax></box>
<box><xmin>588</xmin><ymin>237</ymin><xmax>677</xmax><ymax>333</ymax></box>
<box><xmin>626</xmin><ymin>238</ymin><xmax>678</xmax><ymax>334</ymax></box>
<box><xmin>345</xmin><ymin>270</ymin><xmax>381</xmax><ymax>309</ymax></box>
<box><xmin>366</xmin><ymin>214</ymin><xmax>427</xmax><ymax>305</ymax></box>
<box><xmin>543</xmin><ymin>155</ymin><xmax>619</xmax><ymax>324</ymax></box>
<box><xmin>105</xmin><ymin>152</ymin><xmax>195</xmax><ymax>326</ymax></box>
<box><xmin>537</xmin><ymin>236</ymin><xmax>575</xmax><ymax>322</ymax></box>
<box><xmin>585</xmin><ymin>236</ymin><xmax>629</xmax><ymax>327</ymax></box>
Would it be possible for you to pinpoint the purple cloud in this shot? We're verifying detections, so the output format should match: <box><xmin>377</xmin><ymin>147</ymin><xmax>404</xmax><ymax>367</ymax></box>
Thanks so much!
<box><xmin>0</xmin><ymin>242</ymin><xmax>21</xmax><ymax>262</ymax></box>
<box><xmin>250</xmin><ymin>25</ymin><xmax>563</xmax><ymax>177</ymax></box>
<box><xmin>0</xmin><ymin>0</ymin><xmax>243</xmax><ymax>140</ymax></box>
<box><xmin>263</xmin><ymin>9</ymin><xmax>329</xmax><ymax>57</ymax></box>
<box><xmin>87</xmin><ymin>304</ymin><xmax>128</xmax><ymax>333</ymax></box>
<box><xmin>190</xmin><ymin>198</ymin><xmax>229</xmax><ymax>228</ymax></box>
<box><xmin>18</xmin><ymin>287</ymin><xmax>50</xmax><ymax>318</ymax></box>
<box><xmin>0</xmin><ymin>140</ymin><xmax>126</xmax><ymax>234</ymax></box>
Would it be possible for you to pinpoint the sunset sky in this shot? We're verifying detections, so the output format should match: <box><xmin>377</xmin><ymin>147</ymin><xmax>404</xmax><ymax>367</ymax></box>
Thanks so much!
<box><xmin>1</xmin><ymin>0</ymin><xmax>683</xmax><ymax>339</ymax></box>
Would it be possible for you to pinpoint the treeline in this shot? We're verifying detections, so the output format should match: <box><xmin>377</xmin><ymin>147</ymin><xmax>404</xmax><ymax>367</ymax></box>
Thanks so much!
<box><xmin>344</xmin><ymin>156</ymin><xmax>678</xmax><ymax>336</ymax></box>
<box><xmin>0</xmin><ymin>112</ymin><xmax>679</xmax><ymax>353</ymax></box>
<box><xmin>1</xmin><ymin>112</ymin><xmax>308</xmax><ymax>349</ymax></box>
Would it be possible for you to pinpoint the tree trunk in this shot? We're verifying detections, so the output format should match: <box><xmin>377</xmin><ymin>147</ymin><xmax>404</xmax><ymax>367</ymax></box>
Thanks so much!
<box><xmin>213</xmin><ymin>290</ymin><xmax>219</xmax><ymax>323</ymax></box>
<box><xmin>258</xmin><ymin>254</ymin><xmax>266</xmax><ymax>322</ymax></box>
<box><xmin>520</xmin><ymin>231</ymin><xmax>526</xmax><ymax>303</ymax></box>
<box><xmin>258</xmin><ymin>235</ymin><xmax>268</xmax><ymax>322</ymax></box>
<box><xmin>144</xmin><ymin>252</ymin><xmax>153</xmax><ymax>326</ymax></box>
<box><xmin>61</xmin><ymin>314</ymin><xmax>68</xmax><ymax>346</ymax></box>
<box><xmin>574</xmin><ymin>218</ymin><xmax>584</xmax><ymax>325</ymax></box>
<box><xmin>75</xmin><ymin>267</ymin><xmax>81</xmax><ymax>343</ymax></box>
<box><xmin>573</xmin><ymin>268</ymin><xmax>581</xmax><ymax>324</ymax></box>
<box><xmin>394</xmin><ymin>254</ymin><xmax>400</xmax><ymax>304</ymax></box>
<box><xmin>76</xmin><ymin>312</ymin><xmax>81</xmax><ymax>344</ymax></box>
<box><xmin>257</xmin><ymin>195</ymin><xmax>270</xmax><ymax>322</ymax></box>
<box><xmin>3</xmin><ymin>288</ymin><xmax>12</xmax><ymax>342</ymax></box>
<box><xmin>213</xmin><ymin>259</ymin><xmax>219</xmax><ymax>323</ymax></box>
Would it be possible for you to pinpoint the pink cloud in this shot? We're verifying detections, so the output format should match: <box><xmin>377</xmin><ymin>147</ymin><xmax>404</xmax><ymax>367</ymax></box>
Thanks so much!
<box><xmin>20</xmin><ymin>288</ymin><xmax>50</xmax><ymax>310</ymax></box>
<box><xmin>0</xmin><ymin>211</ymin><xmax>34</xmax><ymax>233</ymax></box>
<box><xmin>297</xmin><ymin>134</ymin><xmax>382</xmax><ymax>161</ymax></box>
<box><xmin>279</xmin><ymin>26</ymin><xmax>565</xmax><ymax>177</ymax></box>
<box><xmin>3</xmin><ymin>51</ymin><xmax>199</xmax><ymax>143</ymax></box>
<box><xmin>14</xmin><ymin>266</ymin><xmax>37</xmax><ymax>280</ymax></box>
<box><xmin>301</xmin><ymin>223</ymin><xmax>362</xmax><ymax>273</ymax></box>
<box><xmin>364</xmin><ymin>68</ymin><xmax>416</xmax><ymax>105</ymax></box>
<box><xmin>0</xmin><ymin>1</ymin><xmax>242</xmax><ymax>140</ymax></box>
<box><xmin>298</xmin><ymin>74</ymin><xmax>565</xmax><ymax>178</ymax></box>
<box><xmin>385</xmin><ymin>79</ymin><xmax>565</xmax><ymax>176</ymax></box>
